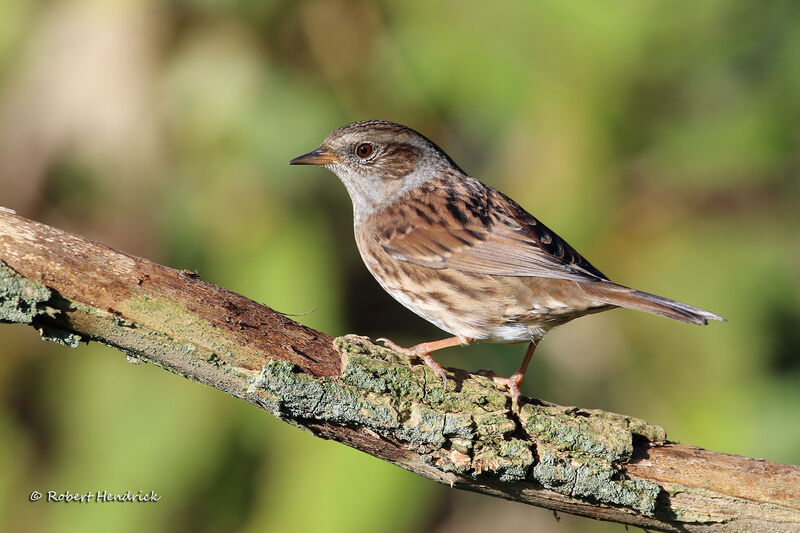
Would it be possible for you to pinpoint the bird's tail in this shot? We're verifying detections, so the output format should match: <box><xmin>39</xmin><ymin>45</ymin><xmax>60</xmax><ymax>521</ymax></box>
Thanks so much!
<box><xmin>585</xmin><ymin>282</ymin><xmax>725</xmax><ymax>325</ymax></box>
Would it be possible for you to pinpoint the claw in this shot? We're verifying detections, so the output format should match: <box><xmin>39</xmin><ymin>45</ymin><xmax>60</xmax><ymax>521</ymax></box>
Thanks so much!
<box><xmin>481</xmin><ymin>342</ymin><xmax>536</xmax><ymax>413</ymax></box>
<box><xmin>376</xmin><ymin>337</ymin><xmax>404</xmax><ymax>352</ymax></box>
<box><xmin>429</xmin><ymin>362</ymin><xmax>447</xmax><ymax>390</ymax></box>
<box><xmin>510</xmin><ymin>387</ymin><xmax>522</xmax><ymax>413</ymax></box>
<box><xmin>484</xmin><ymin>373</ymin><xmax>524</xmax><ymax>412</ymax></box>
<box><xmin>415</xmin><ymin>350</ymin><xmax>448</xmax><ymax>391</ymax></box>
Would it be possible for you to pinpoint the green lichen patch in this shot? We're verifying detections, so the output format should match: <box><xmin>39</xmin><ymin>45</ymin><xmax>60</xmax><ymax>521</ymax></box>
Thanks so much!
<box><xmin>251</xmin><ymin>335</ymin><xmax>663</xmax><ymax>517</ymax></box>
<box><xmin>454</xmin><ymin>376</ymin><xmax>511</xmax><ymax>413</ymax></box>
<box><xmin>336</xmin><ymin>335</ymin><xmax>509</xmax><ymax>413</ymax></box>
<box><xmin>38</xmin><ymin>325</ymin><xmax>81</xmax><ymax>348</ymax></box>
<box><xmin>119</xmin><ymin>293</ymin><xmax>271</xmax><ymax>379</ymax></box>
<box><xmin>533</xmin><ymin>455</ymin><xmax>660</xmax><ymax>515</ymax></box>
<box><xmin>624</xmin><ymin>416</ymin><xmax>667</xmax><ymax>442</ymax></box>
<box><xmin>250</xmin><ymin>359</ymin><xmax>400</xmax><ymax>430</ymax></box>
<box><xmin>339</xmin><ymin>340</ymin><xmax>426</xmax><ymax>399</ymax></box>
<box><xmin>0</xmin><ymin>263</ymin><xmax>83</xmax><ymax>348</ymax></box>
<box><xmin>396</xmin><ymin>405</ymin><xmax>448</xmax><ymax>447</ymax></box>
<box><xmin>0</xmin><ymin>262</ymin><xmax>51</xmax><ymax>324</ymax></box>
<box><xmin>520</xmin><ymin>403</ymin><xmax>639</xmax><ymax>462</ymax></box>
<box><xmin>520</xmin><ymin>402</ymin><xmax>664</xmax><ymax>516</ymax></box>
<box><xmin>472</xmin><ymin>438</ymin><xmax>535</xmax><ymax>482</ymax></box>
<box><xmin>250</xmin><ymin>336</ymin><xmax>532</xmax><ymax>482</ymax></box>
<box><xmin>519</xmin><ymin>403</ymin><xmax>666</xmax><ymax>516</ymax></box>
<box><xmin>473</xmin><ymin>411</ymin><xmax>516</xmax><ymax>439</ymax></box>
<box><xmin>124</xmin><ymin>294</ymin><xmax>224</xmax><ymax>349</ymax></box>
<box><xmin>443</xmin><ymin>412</ymin><xmax>474</xmax><ymax>440</ymax></box>
<box><xmin>449</xmin><ymin>437</ymin><xmax>473</xmax><ymax>455</ymax></box>
<box><xmin>519</xmin><ymin>403</ymin><xmax>666</xmax><ymax>460</ymax></box>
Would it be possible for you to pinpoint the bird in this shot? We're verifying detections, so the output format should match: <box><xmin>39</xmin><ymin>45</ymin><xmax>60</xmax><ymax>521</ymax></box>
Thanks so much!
<box><xmin>289</xmin><ymin>120</ymin><xmax>724</xmax><ymax>408</ymax></box>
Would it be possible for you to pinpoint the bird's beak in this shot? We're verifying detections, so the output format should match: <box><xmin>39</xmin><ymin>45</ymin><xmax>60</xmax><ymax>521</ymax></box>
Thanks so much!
<box><xmin>288</xmin><ymin>146</ymin><xmax>339</xmax><ymax>166</ymax></box>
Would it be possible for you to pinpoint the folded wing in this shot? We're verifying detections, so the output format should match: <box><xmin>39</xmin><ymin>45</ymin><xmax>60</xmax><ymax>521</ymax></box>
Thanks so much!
<box><xmin>377</xmin><ymin>178</ymin><xmax>608</xmax><ymax>282</ymax></box>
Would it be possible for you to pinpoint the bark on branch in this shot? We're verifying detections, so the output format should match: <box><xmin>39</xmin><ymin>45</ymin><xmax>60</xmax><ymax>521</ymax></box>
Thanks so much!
<box><xmin>0</xmin><ymin>208</ymin><xmax>798</xmax><ymax>532</ymax></box>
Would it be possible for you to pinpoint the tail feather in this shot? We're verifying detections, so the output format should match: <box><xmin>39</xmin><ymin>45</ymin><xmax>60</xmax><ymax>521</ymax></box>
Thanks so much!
<box><xmin>586</xmin><ymin>282</ymin><xmax>725</xmax><ymax>325</ymax></box>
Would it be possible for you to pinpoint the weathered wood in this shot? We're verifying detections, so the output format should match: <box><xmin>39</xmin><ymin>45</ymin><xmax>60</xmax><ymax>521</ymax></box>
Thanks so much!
<box><xmin>1</xmin><ymin>208</ymin><xmax>798</xmax><ymax>532</ymax></box>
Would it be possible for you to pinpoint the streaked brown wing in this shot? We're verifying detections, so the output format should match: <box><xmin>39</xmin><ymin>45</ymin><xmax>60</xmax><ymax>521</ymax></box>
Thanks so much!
<box><xmin>377</xmin><ymin>178</ymin><xmax>608</xmax><ymax>282</ymax></box>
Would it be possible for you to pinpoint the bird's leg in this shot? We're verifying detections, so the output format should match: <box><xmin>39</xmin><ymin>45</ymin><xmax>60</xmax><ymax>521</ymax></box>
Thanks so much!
<box><xmin>481</xmin><ymin>341</ymin><xmax>537</xmax><ymax>411</ymax></box>
<box><xmin>376</xmin><ymin>336</ymin><xmax>472</xmax><ymax>389</ymax></box>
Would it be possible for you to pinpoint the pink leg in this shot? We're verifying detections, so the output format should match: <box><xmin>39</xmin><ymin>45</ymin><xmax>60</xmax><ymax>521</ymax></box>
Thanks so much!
<box><xmin>377</xmin><ymin>336</ymin><xmax>472</xmax><ymax>388</ymax></box>
<box><xmin>484</xmin><ymin>341</ymin><xmax>537</xmax><ymax>410</ymax></box>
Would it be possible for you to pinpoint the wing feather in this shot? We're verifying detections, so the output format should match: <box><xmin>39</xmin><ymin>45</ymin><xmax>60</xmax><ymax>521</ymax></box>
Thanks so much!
<box><xmin>374</xmin><ymin>178</ymin><xmax>608</xmax><ymax>282</ymax></box>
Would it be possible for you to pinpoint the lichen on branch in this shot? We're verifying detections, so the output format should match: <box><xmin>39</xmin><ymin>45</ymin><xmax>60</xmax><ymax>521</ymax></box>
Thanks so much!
<box><xmin>250</xmin><ymin>335</ymin><xmax>663</xmax><ymax>515</ymax></box>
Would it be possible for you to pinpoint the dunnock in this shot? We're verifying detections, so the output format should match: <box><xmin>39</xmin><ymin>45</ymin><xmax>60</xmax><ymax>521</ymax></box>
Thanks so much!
<box><xmin>290</xmin><ymin>120</ymin><xmax>723</xmax><ymax>407</ymax></box>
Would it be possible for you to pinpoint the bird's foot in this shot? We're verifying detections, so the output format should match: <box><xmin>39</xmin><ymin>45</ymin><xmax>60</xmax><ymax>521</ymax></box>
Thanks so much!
<box><xmin>376</xmin><ymin>337</ymin><xmax>404</xmax><ymax>353</ymax></box>
<box><xmin>376</xmin><ymin>337</ymin><xmax>448</xmax><ymax>389</ymax></box>
<box><xmin>477</xmin><ymin>369</ymin><xmax>523</xmax><ymax>412</ymax></box>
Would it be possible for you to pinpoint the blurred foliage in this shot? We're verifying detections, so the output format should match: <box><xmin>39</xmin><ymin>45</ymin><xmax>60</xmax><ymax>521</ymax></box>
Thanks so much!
<box><xmin>0</xmin><ymin>1</ymin><xmax>799</xmax><ymax>532</ymax></box>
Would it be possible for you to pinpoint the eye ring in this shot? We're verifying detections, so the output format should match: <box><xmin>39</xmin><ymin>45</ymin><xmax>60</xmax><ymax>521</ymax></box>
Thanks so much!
<box><xmin>355</xmin><ymin>143</ymin><xmax>373</xmax><ymax>159</ymax></box>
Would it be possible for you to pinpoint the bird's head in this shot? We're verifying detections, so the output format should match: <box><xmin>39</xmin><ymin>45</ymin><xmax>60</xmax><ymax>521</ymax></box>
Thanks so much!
<box><xmin>289</xmin><ymin>120</ymin><xmax>460</xmax><ymax>221</ymax></box>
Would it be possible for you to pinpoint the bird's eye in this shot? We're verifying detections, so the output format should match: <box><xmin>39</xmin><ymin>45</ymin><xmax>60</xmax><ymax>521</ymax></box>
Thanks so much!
<box><xmin>355</xmin><ymin>143</ymin><xmax>373</xmax><ymax>159</ymax></box>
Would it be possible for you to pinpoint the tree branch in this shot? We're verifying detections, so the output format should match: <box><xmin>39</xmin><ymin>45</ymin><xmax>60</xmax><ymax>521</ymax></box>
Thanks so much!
<box><xmin>0</xmin><ymin>208</ymin><xmax>798</xmax><ymax>532</ymax></box>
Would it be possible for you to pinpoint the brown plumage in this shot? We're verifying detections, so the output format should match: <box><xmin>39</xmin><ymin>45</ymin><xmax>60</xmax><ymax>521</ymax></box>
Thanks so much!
<box><xmin>290</xmin><ymin>120</ymin><xmax>724</xmax><ymax>407</ymax></box>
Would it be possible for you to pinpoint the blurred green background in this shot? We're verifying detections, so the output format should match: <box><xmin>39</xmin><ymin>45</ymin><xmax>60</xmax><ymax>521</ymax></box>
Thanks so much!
<box><xmin>1</xmin><ymin>1</ymin><xmax>799</xmax><ymax>532</ymax></box>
